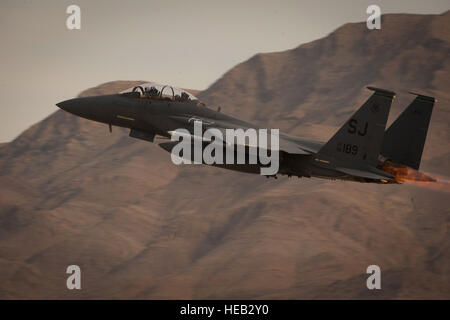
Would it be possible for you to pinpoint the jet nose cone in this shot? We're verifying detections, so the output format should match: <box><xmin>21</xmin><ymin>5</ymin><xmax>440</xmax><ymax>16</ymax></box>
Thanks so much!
<box><xmin>56</xmin><ymin>98</ymin><xmax>77</xmax><ymax>113</ymax></box>
<box><xmin>56</xmin><ymin>95</ymin><xmax>112</xmax><ymax>124</ymax></box>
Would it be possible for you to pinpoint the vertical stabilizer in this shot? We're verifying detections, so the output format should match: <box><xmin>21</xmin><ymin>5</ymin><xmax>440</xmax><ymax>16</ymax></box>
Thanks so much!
<box><xmin>317</xmin><ymin>87</ymin><xmax>395</xmax><ymax>169</ymax></box>
<box><xmin>381</xmin><ymin>92</ymin><xmax>435</xmax><ymax>170</ymax></box>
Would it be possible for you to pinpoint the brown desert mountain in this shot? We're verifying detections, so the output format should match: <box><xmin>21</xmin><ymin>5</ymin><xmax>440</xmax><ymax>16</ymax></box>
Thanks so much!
<box><xmin>0</xmin><ymin>12</ymin><xmax>449</xmax><ymax>299</ymax></box>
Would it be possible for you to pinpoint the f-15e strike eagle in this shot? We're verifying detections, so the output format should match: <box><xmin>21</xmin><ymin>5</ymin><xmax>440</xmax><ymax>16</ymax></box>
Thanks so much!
<box><xmin>57</xmin><ymin>83</ymin><xmax>436</xmax><ymax>184</ymax></box>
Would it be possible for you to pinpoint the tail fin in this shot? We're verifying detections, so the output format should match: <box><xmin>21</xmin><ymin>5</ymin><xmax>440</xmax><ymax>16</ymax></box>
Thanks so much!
<box><xmin>381</xmin><ymin>92</ymin><xmax>435</xmax><ymax>170</ymax></box>
<box><xmin>317</xmin><ymin>87</ymin><xmax>395</xmax><ymax>169</ymax></box>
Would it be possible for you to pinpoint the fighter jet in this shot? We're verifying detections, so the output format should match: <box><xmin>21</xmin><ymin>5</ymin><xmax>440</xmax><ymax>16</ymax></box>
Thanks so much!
<box><xmin>57</xmin><ymin>82</ymin><xmax>436</xmax><ymax>184</ymax></box>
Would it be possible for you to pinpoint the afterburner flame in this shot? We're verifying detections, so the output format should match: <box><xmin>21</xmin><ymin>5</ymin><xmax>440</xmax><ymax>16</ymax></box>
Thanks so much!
<box><xmin>381</xmin><ymin>162</ymin><xmax>450</xmax><ymax>193</ymax></box>
<box><xmin>381</xmin><ymin>163</ymin><xmax>436</xmax><ymax>183</ymax></box>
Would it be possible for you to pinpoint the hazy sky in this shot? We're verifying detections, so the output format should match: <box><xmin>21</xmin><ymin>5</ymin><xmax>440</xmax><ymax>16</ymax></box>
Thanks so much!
<box><xmin>0</xmin><ymin>0</ymin><xmax>449</xmax><ymax>142</ymax></box>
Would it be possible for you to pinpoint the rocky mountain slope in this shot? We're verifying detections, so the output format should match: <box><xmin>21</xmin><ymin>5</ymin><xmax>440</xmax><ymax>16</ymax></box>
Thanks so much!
<box><xmin>0</xmin><ymin>11</ymin><xmax>449</xmax><ymax>299</ymax></box>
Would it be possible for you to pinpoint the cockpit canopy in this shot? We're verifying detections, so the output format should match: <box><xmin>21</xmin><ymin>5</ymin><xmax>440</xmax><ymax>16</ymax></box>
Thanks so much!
<box><xmin>121</xmin><ymin>82</ymin><xmax>198</xmax><ymax>102</ymax></box>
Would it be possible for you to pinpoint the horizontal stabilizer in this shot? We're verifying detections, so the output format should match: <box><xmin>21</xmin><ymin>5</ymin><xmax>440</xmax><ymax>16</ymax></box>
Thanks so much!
<box><xmin>337</xmin><ymin>167</ymin><xmax>394</xmax><ymax>180</ymax></box>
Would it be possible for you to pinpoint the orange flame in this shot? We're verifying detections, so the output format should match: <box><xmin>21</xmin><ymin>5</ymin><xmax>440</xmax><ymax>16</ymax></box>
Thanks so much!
<box><xmin>381</xmin><ymin>163</ymin><xmax>450</xmax><ymax>193</ymax></box>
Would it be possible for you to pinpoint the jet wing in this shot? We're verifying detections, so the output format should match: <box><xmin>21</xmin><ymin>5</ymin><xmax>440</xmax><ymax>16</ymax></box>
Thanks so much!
<box><xmin>167</xmin><ymin>115</ymin><xmax>310</xmax><ymax>155</ymax></box>
<box><xmin>279</xmin><ymin>138</ymin><xmax>311</xmax><ymax>154</ymax></box>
